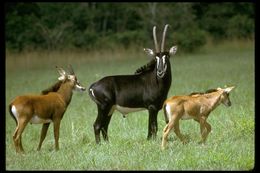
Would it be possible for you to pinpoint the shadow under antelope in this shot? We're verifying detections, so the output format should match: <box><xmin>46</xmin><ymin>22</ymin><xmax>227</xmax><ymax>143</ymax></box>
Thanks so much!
<box><xmin>161</xmin><ymin>86</ymin><xmax>235</xmax><ymax>150</ymax></box>
<box><xmin>8</xmin><ymin>66</ymin><xmax>86</xmax><ymax>153</ymax></box>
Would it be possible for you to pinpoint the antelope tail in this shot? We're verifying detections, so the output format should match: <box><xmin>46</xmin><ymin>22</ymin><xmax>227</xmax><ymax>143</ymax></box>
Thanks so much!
<box><xmin>163</xmin><ymin>103</ymin><xmax>169</xmax><ymax>124</ymax></box>
<box><xmin>89</xmin><ymin>88</ymin><xmax>102</xmax><ymax>105</ymax></box>
<box><xmin>9</xmin><ymin>104</ymin><xmax>18</xmax><ymax>126</ymax></box>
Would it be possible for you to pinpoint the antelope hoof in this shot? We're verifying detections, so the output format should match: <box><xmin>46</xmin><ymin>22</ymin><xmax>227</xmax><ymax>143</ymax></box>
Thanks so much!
<box><xmin>182</xmin><ymin>140</ymin><xmax>188</xmax><ymax>145</ymax></box>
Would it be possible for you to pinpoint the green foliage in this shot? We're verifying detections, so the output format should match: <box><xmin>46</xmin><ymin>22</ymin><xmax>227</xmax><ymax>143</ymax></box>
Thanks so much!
<box><xmin>6</xmin><ymin>41</ymin><xmax>254</xmax><ymax>170</ymax></box>
<box><xmin>227</xmin><ymin>15</ymin><xmax>254</xmax><ymax>39</ymax></box>
<box><xmin>194</xmin><ymin>3</ymin><xmax>255</xmax><ymax>40</ymax></box>
<box><xmin>5</xmin><ymin>2</ymin><xmax>255</xmax><ymax>52</ymax></box>
<box><xmin>174</xmin><ymin>27</ymin><xmax>206</xmax><ymax>52</ymax></box>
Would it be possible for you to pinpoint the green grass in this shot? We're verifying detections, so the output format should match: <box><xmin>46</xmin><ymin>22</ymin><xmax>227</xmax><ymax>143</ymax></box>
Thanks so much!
<box><xmin>5</xmin><ymin>41</ymin><xmax>255</xmax><ymax>170</ymax></box>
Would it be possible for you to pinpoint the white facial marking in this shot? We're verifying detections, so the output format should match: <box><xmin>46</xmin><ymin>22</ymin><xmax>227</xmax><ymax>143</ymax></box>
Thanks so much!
<box><xmin>74</xmin><ymin>83</ymin><xmax>85</xmax><ymax>92</ymax></box>
<box><xmin>156</xmin><ymin>56</ymin><xmax>160</xmax><ymax>69</ymax></box>
<box><xmin>162</xmin><ymin>55</ymin><xmax>166</xmax><ymax>64</ymax></box>
<box><xmin>30</xmin><ymin>115</ymin><xmax>52</xmax><ymax>124</ymax></box>
<box><xmin>114</xmin><ymin>105</ymin><xmax>145</xmax><ymax>117</ymax></box>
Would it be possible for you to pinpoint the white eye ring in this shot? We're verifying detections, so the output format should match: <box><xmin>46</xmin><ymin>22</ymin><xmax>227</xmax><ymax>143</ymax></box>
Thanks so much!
<box><xmin>162</xmin><ymin>55</ymin><xmax>166</xmax><ymax>64</ymax></box>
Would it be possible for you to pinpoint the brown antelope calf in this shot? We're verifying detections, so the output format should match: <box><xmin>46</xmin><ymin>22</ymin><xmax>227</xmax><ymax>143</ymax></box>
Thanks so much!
<box><xmin>9</xmin><ymin>66</ymin><xmax>86</xmax><ymax>153</ymax></box>
<box><xmin>161</xmin><ymin>86</ymin><xmax>235</xmax><ymax>150</ymax></box>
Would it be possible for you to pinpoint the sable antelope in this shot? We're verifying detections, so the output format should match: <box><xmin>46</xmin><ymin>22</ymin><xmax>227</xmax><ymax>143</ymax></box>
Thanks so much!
<box><xmin>161</xmin><ymin>86</ymin><xmax>235</xmax><ymax>150</ymax></box>
<box><xmin>9</xmin><ymin>66</ymin><xmax>86</xmax><ymax>153</ymax></box>
<box><xmin>89</xmin><ymin>24</ymin><xmax>178</xmax><ymax>144</ymax></box>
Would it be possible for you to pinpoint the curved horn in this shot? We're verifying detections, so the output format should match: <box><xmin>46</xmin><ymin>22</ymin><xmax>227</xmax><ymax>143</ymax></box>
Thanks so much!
<box><xmin>68</xmin><ymin>64</ymin><xmax>75</xmax><ymax>75</ymax></box>
<box><xmin>161</xmin><ymin>24</ymin><xmax>169</xmax><ymax>52</ymax></box>
<box><xmin>153</xmin><ymin>26</ymin><xmax>159</xmax><ymax>53</ymax></box>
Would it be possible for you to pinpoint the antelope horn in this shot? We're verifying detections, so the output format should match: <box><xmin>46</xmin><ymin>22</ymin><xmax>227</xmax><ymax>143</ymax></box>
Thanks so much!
<box><xmin>56</xmin><ymin>66</ymin><xmax>66</xmax><ymax>76</ymax></box>
<box><xmin>161</xmin><ymin>24</ymin><xmax>169</xmax><ymax>52</ymax></box>
<box><xmin>68</xmin><ymin>64</ymin><xmax>75</xmax><ymax>75</ymax></box>
<box><xmin>153</xmin><ymin>26</ymin><xmax>159</xmax><ymax>53</ymax></box>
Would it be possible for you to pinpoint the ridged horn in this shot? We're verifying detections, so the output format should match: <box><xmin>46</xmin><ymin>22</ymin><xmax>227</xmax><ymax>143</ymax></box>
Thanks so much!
<box><xmin>153</xmin><ymin>26</ymin><xmax>159</xmax><ymax>53</ymax></box>
<box><xmin>161</xmin><ymin>24</ymin><xmax>169</xmax><ymax>52</ymax></box>
<box><xmin>68</xmin><ymin>64</ymin><xmax>75</xmax><ymax>75</ymax></box>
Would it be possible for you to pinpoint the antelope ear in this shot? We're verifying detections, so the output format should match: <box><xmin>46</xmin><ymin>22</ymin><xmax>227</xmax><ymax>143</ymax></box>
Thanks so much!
<box><xmin>144</xmin><ymin>48</ymin><xmax>155</xmax><ymax>57</ymax></box>
<box><xmin>169</xmin><ymin>46</ymin><xmax>177</xmax><ymax>55</ymax></box>
<box><xmin>224</xmin><ymin>86</ymin><xmax>235</xmax><ymax>93</ymax></box>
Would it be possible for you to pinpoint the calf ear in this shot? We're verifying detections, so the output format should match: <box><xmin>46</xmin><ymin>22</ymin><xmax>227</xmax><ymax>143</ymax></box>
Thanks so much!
<box><xmin>144</xmin><ymin>48</ymin><xmax>155</xmax><ymax>57</ymax></box>
<box><xmin>169</xmin><ymin>46</ymin><xmax>177</xmax><ymax>56</ymax></box>
<box><xmin>224</xmin><ymin>86</ymin><xmax>235</xmax><ymax>93</ymax></box>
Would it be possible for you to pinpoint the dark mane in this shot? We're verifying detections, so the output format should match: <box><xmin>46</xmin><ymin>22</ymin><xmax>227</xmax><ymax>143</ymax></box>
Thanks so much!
<box><xmin>41</xmin><ymin>80</ymin><xmax>63</xmax><ymax>95</ymax></box>
<box><xmin>134</xmin><ymin>59</ymin><xmax>156</xmax><ymax>75</ymax></box>
<box><xmin>189</xmin><ymin>92</ymin><xmax>204</xmax><ymax>96</ymax></box>
<box><xmin>189</xmin><ymin>88</ymin><xmax>218</xmax><ymax>96</ymax></box>
<box><xmin>205</xmin><ymin>89</ymin><xmax>218</xmax><ymax>93</ymax></box>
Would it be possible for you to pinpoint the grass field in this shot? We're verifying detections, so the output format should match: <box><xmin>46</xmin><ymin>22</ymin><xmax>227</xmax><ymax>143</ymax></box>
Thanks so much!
<box><xmin>5</xmin><ymin>40</ymin><xmax>255</xmax><ymax>170</ymax></box>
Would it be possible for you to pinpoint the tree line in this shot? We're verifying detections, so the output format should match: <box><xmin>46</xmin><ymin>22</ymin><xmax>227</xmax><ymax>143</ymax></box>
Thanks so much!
<box><xmin>5</xmin><ymin>2</ymin><xmax>254</xmax><ymax>52</ymax></box>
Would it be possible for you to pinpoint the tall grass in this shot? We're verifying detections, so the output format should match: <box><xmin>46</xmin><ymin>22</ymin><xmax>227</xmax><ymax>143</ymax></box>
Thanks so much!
<box><xmin>6</xmin><ymin>40</ymin><xmax>254</xmax><ymax>170</ymax></box>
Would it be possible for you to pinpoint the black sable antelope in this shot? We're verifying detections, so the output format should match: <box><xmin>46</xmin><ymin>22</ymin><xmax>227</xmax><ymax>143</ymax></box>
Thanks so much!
<box><xmin>89</xmin><ymin>24</ymin><xmax>178</xmax><ymax>144</ymax></box>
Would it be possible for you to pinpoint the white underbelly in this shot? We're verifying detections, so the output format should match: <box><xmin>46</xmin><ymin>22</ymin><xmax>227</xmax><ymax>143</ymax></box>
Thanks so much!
<box><xmin>114</xmin><ymin>105</ymin><xmax>146</xmax><ymax>116</ymax></box>
<box><xmin>30</xmin><ymin>115</ymin><xmax>52</xmax><ymax>124</ymax></box>
<box><xmin>181</xmin><ymin>114</ymin><xmax>193</xmax><ymax>120</ymax></box>
<box><xmin>11</xmin><ymin>105</ymin><xmax>52</xmax><ymax>124</ymax></box>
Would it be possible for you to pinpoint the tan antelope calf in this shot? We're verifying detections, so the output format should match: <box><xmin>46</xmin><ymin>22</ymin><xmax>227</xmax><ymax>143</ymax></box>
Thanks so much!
<box><xmin>161</xmin><ymin>86</ymin><xmax>235</xmax><ymax>150</ymax></box>
<box><xmin>9</xmin><ymin>66</ymin><xmax>86</xmax><ymax>153</ymax></box>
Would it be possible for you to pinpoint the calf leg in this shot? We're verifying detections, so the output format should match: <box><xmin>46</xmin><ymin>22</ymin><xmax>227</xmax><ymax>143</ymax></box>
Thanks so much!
<box><xmin>37</xmin><ymin>123</ymin><xmax>50</xmax><ymax>151</ymax></box>
<box><xmin>53</xmin><ymin>120</ymin><xmax>61</xmax><ymax>150</ymax></box>
<box><xmin>200</xmin><ymin>121</ymin><xmax>211</xmax><ymax>143</ymax></box>
<box><xmin>161</xmin><ymin>123</ymin><xmax>171</xmax><ymax>150</ymax></box>
<box><xmin>14</xmin><ymin>118</ymin><xmax>29</xmax><ymax>153</ymax></box>
<box><xmin>173</xmin><ymin>120</ymin><xmax>186</xmax><ymax>143</ymax></box>
<box><xmin>13</xmin><ymin>126</ymin><xmax>19</xmax><ymax>152</ymax></box>
<box><xmin>197</xmin><ymin>117</ymin><xmax>211</xmax><ymax>144</ymax></box>
<box><xmin>147</xmin><ymin>106</ymin><xmax>159</xmax><ymax>140</ymax></box>
<box><xmin>161</xmin><ymin>115</ymin><xmax>185</xmax><ymax>149</ymax></box>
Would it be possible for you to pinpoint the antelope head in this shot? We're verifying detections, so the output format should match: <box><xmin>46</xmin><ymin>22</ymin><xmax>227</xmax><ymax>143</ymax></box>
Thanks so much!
<box><xmin>56</xmin><ymin>65</ymin><xmax>86</xmax><ymax>92</ymax></box>
<box><xmin>217</xmin><ymin>86</ymin><xmax>235</xmax><ymax>107</ymax></box>
<box><xmin>144</xmin><ymin>24</ymin><xmax>177</xmax><ymax>78</ymax></box>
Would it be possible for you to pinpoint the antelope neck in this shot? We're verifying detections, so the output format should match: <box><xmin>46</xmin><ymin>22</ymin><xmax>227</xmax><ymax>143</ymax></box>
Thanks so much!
<box><xmin>57</xmin><ymin>82</ymin><xmax>73</xmax><ymax>106</ymax></box>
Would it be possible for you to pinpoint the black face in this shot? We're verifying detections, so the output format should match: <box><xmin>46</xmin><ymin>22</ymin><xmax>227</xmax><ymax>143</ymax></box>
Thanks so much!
<box><xmin>155</xmin><ymin>53</ymin><xmax>169</xmax><ymax>78</ymax></box>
